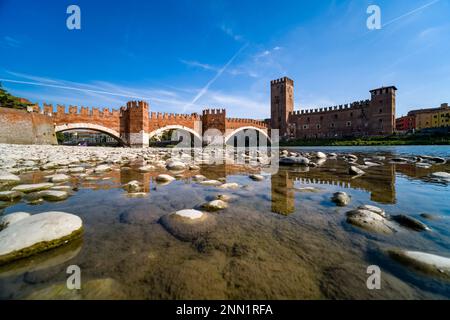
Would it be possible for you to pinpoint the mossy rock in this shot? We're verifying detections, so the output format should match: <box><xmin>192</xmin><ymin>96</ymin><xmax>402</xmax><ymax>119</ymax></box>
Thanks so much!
<box><xmin>0</xmin><ymin>212</ymin><xmax>83</xmax><ymax>266</ymax></box>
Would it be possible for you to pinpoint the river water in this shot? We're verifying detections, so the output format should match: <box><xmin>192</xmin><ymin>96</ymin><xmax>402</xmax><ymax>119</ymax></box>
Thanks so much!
<box><xmin>0</xmin><ymin>145</ymin><xmax>449</xmax><ymax>299</ymax></box>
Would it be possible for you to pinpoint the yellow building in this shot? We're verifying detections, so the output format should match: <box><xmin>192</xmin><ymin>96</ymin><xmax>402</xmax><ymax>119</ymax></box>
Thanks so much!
<box><xmin>408</xmin><ymin>103</ymin><xmax>449</xmax><ymax>130</ymax></box>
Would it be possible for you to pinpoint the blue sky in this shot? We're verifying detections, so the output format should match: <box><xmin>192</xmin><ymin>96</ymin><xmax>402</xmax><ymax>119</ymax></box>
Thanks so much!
<box><xmin>0</xmin><ymin>0</ymin><xmax>449</xmax><ymax>118</ymax></box>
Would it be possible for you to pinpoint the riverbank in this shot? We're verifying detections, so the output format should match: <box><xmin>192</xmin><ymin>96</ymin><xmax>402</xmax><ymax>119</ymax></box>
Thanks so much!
<box><xmin>280</xmin><ymin>134</ymin><xmax>450</xmax><ymax>147</ymax></box>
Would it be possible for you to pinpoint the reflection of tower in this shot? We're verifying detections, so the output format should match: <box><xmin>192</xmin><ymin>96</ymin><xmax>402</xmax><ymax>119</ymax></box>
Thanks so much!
<box><xmin>271</xmin><ymin>170</ymin><xmax>295</xmax><ymax>215</ymax></box>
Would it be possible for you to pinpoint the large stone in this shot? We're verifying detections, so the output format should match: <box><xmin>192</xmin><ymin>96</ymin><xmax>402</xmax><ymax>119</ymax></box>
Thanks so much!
<box><xmin>357</xmin><ymin>205</ymin><xmax>386</xmax><ymax>217</ymax></box>
<box><xmin>388</xmin><ymin>249</ymin><xmax>450</xmax><ymax>280</ymax></box>
<box><xmin>94</xmin><ymin>164</ymin><xmax>112</xmax><ymax>173</ymax></box>
<box><xmin>0</xmin><ymin>172</ymin><xmax>20</xmax><ymax>183</ymax></box>
<box><xmin>35</xmin><ymin>190</ymin><xmax>69</xmax><ymax>201</ymax></box>
<box><xmin>0</xmin><ymin>191</ymin><xmax>23</xmax><ymax>201</ymax></box>
<box><xmin>0</xmin><ymin>211</ymin><xmax>83</xmax><ymax>265</ymax></box>
<box><xmin>219</xmin><ymin>182</ymin><xmax>240</xmax><ymax>189</ymax></box>
<box><xmin>392</xmin><ymin>214</ymin><xmax>430</xmax><ymax>231</ymax></box>
<box><xmin>0</xmin><ymin>212</ymin><xmax>31</xmax><ymax>229</ymax></box>
<box><xmin>155</xmin><ymin>174</ymin><xmax>175</xmax><ymax>183</ymax></box>
<box><xmin>346</xmin><ymin>209</ymin><xmax>396</xmax><ymax>234</ymax></box>
<box><xmin>201</xmin><ymin>200</ymin><xmax>228</xmax><ymax>211</ymax></box>
<box><xmin>166</xmin><ymin>160</ymin><xmax>187</xmax><ymax>171</ymax></box>
<box><xmin>12</xmin><ymin>183</ymin><xmax>54</xmax><ymax>193</ymax></box>
<box><xmin>47</xmin><ymin>174</ymin><xmax>70</xmax><ymax>183</ymax></box>
<box><xmin>331</xmin><ymin>192</ymin><xmax>351</xmax><ymax>207</ymax></box>
<box><xmin>159</xmin><ymin>209</ymin><xmax>216</xmax><ymax>241</ymax></box>
<box><xmin>316</xmin><ymin>152</ymin><xmax>327</xmax><ymax>159</ymax></box>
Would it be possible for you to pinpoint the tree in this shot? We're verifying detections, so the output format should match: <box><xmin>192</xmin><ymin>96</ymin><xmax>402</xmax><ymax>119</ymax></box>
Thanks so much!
<box><xmin>0</xmin><ymin>82</ymin><xmax>32</xmax><ymax>110</ymax></box>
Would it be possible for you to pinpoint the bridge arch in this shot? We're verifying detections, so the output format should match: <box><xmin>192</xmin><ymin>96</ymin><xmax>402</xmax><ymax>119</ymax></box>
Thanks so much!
<box><xmin>54</xmin><ymin>123</ymin><xmax>127</xmax><ymax>145</ymax></box>
<box><xmin>148</xmin><ymin>125</ymin><xmax>202</xmax><ymax>142</ymax></box>
<box><xmin>224</xmin><ymin>126</ymin><xmax>271</xmax><ymax>144</ymax></box>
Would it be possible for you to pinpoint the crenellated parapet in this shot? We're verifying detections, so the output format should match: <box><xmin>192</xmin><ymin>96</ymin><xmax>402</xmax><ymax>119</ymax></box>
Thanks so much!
<box><xmin>150</xmin><ymin>112</ymin><xmax>201</xmax><ymax>121</ymax></box>
<box><xmin>288</xmin><ymin>99</ymin><xmax>371</xmax><ymax>117</ymax></box>
<box><xmin>226</xmin><ymin>118</ymin><xmax>268</xmax><ymax>129</ymax></box>
<box><xmin>202</xmin><ymin>108</ymin><xmax>226</xmax><ymax>116</ymax></box>
<box><xmin>35</xmin><ymin>103</ymin><xmax>121</xmax><ymax>118</ymax></box>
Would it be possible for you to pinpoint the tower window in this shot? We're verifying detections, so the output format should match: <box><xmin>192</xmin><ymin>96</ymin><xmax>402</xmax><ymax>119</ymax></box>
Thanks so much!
<box><xmin>379</xmin><ymin>108</ymin><xmax>383</xmax><ymax>113</ymax></box>
<box><xmin>334</xmin><ymin>114</ymin><xmax>338</xmax><ymax>119</ymax></box>
<box><xmin>346</xmin><ymin>121</ymin><xmax>352</xmax><ymax>127</ymax></box>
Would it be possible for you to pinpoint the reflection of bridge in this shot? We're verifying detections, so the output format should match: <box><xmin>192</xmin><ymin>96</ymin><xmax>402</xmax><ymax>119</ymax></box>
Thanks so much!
<box><xmin>35</xmin><ymin>101</ymin><xmax>269</xmax><ymax>147</ymax></box>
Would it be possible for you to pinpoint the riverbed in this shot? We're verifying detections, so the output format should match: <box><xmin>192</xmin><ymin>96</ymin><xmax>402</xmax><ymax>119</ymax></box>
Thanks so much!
<box><xmin>0</xmin><ymin>144</ymin><xmax>449</xmax><ymax>299</ymax></box>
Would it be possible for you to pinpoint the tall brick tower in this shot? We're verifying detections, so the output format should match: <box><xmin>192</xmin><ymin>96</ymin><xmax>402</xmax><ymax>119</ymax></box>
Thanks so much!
<box><xmin>122</xmin><ymin>101</ymin><xmax>149</xmax><ymax>147</ymax></box>
<box><xmin>271</xmin><ymin>77</ymin><xmax>294</xmax><ymax>138</ymax></box>
<box><xmin>369</xmin><ymin>86</ymin><xmax>397</xmax><ymax>135</ymax></box>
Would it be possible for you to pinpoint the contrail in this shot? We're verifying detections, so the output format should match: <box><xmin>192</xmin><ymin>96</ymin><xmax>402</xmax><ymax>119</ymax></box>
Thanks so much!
<box><xmin>183</xmin><ymin>43</ymin><xmax>249</xmax><ymax>112</ymax></box>
<box><xmin>382</xmin><ymin>0</ymin><xmax>441</xmax><ymax>28</ymax></box>
<box><xmin>0</xmin><ymin>78</ymin><xmax>154</xmax><ymax>101</ymax></box>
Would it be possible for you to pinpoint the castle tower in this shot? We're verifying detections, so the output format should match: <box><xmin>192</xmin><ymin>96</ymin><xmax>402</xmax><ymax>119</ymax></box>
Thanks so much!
<box><xmin>369</xmin><ymin>86</ymin><xmax>397</xmax><ymax>135</ymax></box>
<box><xmin>270</xmin><ymin>77</ymin><xmax>294</xmax><ymax>138</ymax></box>
<box><xmin>122</xmin><ymin>101</ymin><xmax>149</xmax><ymax>147</ymax></box>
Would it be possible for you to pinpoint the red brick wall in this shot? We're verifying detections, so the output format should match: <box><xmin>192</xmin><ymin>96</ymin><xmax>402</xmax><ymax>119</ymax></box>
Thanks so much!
<box><xmin>0</xmin><ymin>107</ymin><xmax>57</xmax><ymax>144</ymax></box>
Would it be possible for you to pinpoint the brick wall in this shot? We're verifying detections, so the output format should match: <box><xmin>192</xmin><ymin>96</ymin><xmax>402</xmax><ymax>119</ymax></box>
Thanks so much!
<box><xmin>0</xmin><ymin>107</ymin><xmax>57</xmax><ymax>145</ymax></box>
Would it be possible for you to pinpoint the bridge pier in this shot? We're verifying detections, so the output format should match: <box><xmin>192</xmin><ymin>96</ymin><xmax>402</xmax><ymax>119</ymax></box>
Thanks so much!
<box><xmin>128</xmin><ymin>131</ymin><xmax>149</xmax><ymax>148</ymax></box>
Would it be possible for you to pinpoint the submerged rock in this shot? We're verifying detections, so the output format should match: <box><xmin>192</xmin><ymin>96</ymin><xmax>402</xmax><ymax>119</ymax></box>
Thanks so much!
<box><xmin>430</xmin><ymin>172</ymin><xmax>450</xmax><ymax>180</ymax></box>
<box><xmin>159</xmin><ymin>209</ymin><xmax>216</xmax><ymax>241</ymax></box>
<box><xmin>249</xmin><ymin>174</ymin><xmax>264</xmax><ymax>181</ymax></box>
<box><xmin>331</xmin><ymin>192</ymin><xmax>351</xmax><ymax>207</ymax></box>
<box><xmin>280</xmin><ymin>156</ymin><xmax>310</xmax><ymax>166</ymax></box>
<box><xmin>219</xmin><ymin>182</ymin><xmax>239</xmax><ymax>189</ymax></box>
<box><xmin>346</xmin><ymin>209</ymin><xmax>396</xmax><ymax>234</ymax></box>
<box><xmin>392</xmin><ymin>214</ymin><xmax>430</xmax><ymax>231</ymax></box>
<box><xmin>155</xmin><ymin>174</ymin><xmax>175</xmax><ymax>183</ymax></box>
<box><xmin>12</xmin><ymin>183</ymin><xmax>54</xmax><ymax>193</ymax></box>
<box><xmin>388</xmin><ymin>249</ymin><xmax>450</xmax><ymax>280</ymax></box>
<box><xmin>199</xmin><ymin>180</ymin><xmax>222</xmax><ymax>186</ymax></box>
<box><xmin>201</xmin><ymin>199</ymin><xmax>228</xmax><ymax>211</ymax></box>
<box><xmin>0</xmin><ymin>211</ymin><xmax>83</xmax><ymax>265</ymax></box>
<box><xmin>349</xmin><ymin>166</ymin><xmax>365</xmax><ymax>176</ymax></box>
<box><xmin>123</xmin><ymin>180</ymin><xmax>142</xmax><ymax>193</ymax></box>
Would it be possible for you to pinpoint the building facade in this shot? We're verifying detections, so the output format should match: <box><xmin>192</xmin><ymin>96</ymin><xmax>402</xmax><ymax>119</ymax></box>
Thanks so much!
<box><xmin>395</xmin><ymin>115</ymin><xmax>415</xmax><ymax>132</ymax></box>
<box><xmin>270</xmin><ymin>77</ymin><xmax>397</xmax><ymax>139</ymax></box>
<box><xmin>407</xmin><ymin>103</ymin><xmax>449</xmax><ymax>130</ymax></box>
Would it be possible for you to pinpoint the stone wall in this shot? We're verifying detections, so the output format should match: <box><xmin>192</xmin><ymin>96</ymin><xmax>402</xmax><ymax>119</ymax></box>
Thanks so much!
<box><xmin>0</xmin><ymin>107</ymin><xmax>57</xmax><ymax>145</ymax></box>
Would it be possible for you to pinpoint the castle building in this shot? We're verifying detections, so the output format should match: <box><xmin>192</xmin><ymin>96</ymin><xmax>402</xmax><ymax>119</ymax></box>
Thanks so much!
<box><xmin>395</xmin><ymin>115</ymin><xmax>415</xmax><ymax>132</ymax></box>
<box><xmin>270</xmin><ymin>77</ymin><xmax>397</xmax><ymax>139</ymax></box>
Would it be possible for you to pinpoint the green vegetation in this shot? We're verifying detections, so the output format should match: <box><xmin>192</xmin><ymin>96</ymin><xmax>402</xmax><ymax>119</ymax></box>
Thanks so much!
<box><xmin>281</xmin><ymin>133</ymin><xmax>450</xmax><ymax>146</ymax></box>
<box><xmin>0</xmin><ymin>83</ymin><xmax>32</xmax><ymax>110</ymax></box>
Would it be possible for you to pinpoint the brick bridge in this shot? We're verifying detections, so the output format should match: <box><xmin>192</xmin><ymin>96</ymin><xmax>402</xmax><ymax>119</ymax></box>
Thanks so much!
<box><xmin>34</xmin><ymin>101</ymin><xmax>269</xmax><ymax>147</ymax></box>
